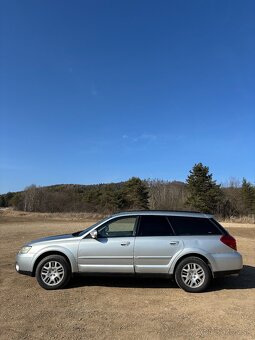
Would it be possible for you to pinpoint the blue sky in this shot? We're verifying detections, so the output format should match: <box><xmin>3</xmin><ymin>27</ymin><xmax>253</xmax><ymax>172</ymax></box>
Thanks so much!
<box><xmin>0</xmin><ymin>0</ymin><xmax>254</xmax><ymax>193</ymax></box>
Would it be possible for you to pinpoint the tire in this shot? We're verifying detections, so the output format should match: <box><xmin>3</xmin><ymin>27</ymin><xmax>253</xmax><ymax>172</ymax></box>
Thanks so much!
<box><xmin>35</xmin><ymin>255</ymin><xmax>71</xmax><ymax>290</ymax></box>
<box><xmin>175</xmin><ymin>257</ymin><xmax>211</xmax><ymax>293</ymax></box>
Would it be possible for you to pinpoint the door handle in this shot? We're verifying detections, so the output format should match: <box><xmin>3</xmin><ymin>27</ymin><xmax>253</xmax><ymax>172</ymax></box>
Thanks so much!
<box><xmin>169</xmin><ymin>241</ymin><xmax>179</xmax><ymax>246</ymax></box>
<box><xmin>121</xmin><ymin>241</ymin><xmax>130</xmax><ymax>246</ymax></box>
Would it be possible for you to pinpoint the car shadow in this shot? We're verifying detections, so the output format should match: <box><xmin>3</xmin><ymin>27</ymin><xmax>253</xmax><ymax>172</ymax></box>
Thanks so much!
<box><xmin>66</xmin><ymin>265</ymin><xmax>255</xmax><ymax>291</ymax></box>
<box><xmin>209</xmin><ymin>265</ymin><xmax>255</xmax><ymax>291</ymax></box>
<box><xmin>67</xmin><ymin>275</ymin><xmax>177</xmax><ymax>289</ymax></box>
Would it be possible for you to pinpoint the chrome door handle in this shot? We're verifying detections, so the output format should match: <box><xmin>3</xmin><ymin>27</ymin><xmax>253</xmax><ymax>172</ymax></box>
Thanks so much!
<box><xmin>121</xmin><ymin>241</ymin><xmax>130</xmax><ymax>246</ymax></box>
<box><xmin>169</xmin><ymin>241</ymin><xmax>179</xmax><ymax>245</ymax></box>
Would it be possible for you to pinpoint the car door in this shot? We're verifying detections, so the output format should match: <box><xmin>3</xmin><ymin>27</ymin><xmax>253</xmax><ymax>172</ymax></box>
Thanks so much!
<box><xmin>77</xmin><ymin>216</ymin><xmax>137</xmax><ymax>273</ymax></box>
<box><xmin>134</xmin><ymin>215</ymin><xmax>183</xmax><ymax>274</ymax></box>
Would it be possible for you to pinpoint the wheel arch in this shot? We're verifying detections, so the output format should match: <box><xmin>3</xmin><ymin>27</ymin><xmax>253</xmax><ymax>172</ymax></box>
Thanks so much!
<box><xmin>171</xmin><ymin>253</ymin><xmax>214</xmax><ymax>277</ymax></box>
<box><xmin>32</xmin><ymin>250</ymin><xmax>76</xmax><ymax>276</ymax></box>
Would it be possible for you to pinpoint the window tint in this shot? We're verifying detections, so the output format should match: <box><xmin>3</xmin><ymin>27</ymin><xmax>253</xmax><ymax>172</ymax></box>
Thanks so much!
<box><xmin>168</xmin><ymin>216</ymin><xmax>222</xmax><ymax>235</ymax></box>
<box><xmin>97</xmin><ymin>217</ymin><xmax>136</xmax><ymax>238</ymax></box>
<box><xmin>137</xmin><ymin>216</ymin><xmax>174</xmax><ymax>236</ymax></box>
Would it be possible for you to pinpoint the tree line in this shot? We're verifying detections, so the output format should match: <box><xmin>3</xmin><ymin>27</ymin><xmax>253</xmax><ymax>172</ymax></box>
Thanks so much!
<box><xmin>0</xmin><ymin>178</ymin><xmax>149</xmax><ymax>214</ymax></box>
<box><xmin>0</xmin><ymin>163</ymin><xmax>254</xmax><ymax>218</ymax></box>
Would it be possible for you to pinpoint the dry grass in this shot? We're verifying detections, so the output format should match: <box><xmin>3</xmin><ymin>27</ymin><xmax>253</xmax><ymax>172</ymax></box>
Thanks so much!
<box><xmin>0</xmin><ymin>207</ymin><xmax>105</xmax><ymax>222</ymax></box>
<box><xmin>220</xmin><ymin>215</ymin><xmax>255</xmax><ymax>224</ymax></box>
<box><xmin>1</xmin><ymin>208</ymin><xmax>254</xmax><ymax>224</ymax></box>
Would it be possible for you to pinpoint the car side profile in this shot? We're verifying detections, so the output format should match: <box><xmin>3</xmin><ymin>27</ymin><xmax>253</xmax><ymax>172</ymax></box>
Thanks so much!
<box><xmin>15</xmin><ymin>211</ymin><xmax>243</xmax><ymax>292</ymax></box>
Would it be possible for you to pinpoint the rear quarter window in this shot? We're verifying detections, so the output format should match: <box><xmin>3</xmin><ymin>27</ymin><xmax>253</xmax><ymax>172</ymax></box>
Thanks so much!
<box><xmin>168</xmin><ymin>216</ymin><xmax>222</xmax><ymax>236</ymax></box>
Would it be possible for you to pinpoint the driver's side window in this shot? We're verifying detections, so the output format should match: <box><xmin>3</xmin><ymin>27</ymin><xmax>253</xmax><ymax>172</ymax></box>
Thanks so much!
<box><xmin>97</xmin><ymin>217</ymin><xmax>137</xmax><ymax>238</ymax></box>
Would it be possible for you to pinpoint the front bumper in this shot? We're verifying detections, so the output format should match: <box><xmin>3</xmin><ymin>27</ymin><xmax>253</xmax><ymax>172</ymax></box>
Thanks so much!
<box><xmin>15</xmin><ymin>253</ymin><xmax>34</xmax><ymax>276</ymax></box>
<box><xmin>15</xmin><ymin>263</ymin><xmax>33</xmax><ymax>276</ymax></box>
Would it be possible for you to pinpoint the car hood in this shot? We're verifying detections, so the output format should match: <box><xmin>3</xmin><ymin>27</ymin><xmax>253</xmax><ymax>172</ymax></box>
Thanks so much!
<box><xmin>29</xmin><ymin>233</ymin><xmax>76</xmax><ymax>245</ymax></box>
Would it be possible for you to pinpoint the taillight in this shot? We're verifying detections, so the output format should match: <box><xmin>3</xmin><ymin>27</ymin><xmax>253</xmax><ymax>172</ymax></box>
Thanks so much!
<box><xmin>220</xmin><ymin>235</ymin><xmax>237</xmax><ymax>251</ymax></box>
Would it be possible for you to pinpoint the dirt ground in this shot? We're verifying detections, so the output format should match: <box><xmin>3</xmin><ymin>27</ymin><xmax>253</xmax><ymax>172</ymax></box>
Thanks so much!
<box><xmin>0</xmin><ymin>212</ymin><xmax>254</xmax><ymax>339</ymax></box>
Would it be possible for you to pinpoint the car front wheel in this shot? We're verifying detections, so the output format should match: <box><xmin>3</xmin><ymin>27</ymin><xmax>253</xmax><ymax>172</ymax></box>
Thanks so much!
<box><xmin>175</xmin><ymin>257</ymin><xmax>211</xmax><ymax>293</ymax></box>
<box><xmin>35</xmin><ymin>255</ymin><xmax>71</xmax><ymax>290</ymax></box>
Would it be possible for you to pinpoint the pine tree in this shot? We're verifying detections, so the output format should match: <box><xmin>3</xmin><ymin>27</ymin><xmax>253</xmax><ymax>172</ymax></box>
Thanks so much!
<box><xmin>99</xmin><ymin>187</ymin><xmax>123</xmax><ymax>213</ymax></box>
<box><xmin>0</xmin><ymin>195</ymin><xmax>6</xmax><ymax>207</ymax></box>
<box><xmin>241</xmin><ymin>178</ymin><xmax>255</xmax><ymax>214</ymax></box>
<box><xmin>186</xmin><ymin>163</ymin><xmax>222</xmax><ymax>213</ymax></box>
<box><xmin>123</xmin><ymin>177</ymin><xmax>149</xmax><ymax>210</ymax></box>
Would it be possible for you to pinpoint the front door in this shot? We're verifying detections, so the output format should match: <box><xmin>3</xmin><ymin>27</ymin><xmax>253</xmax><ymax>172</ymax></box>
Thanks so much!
<box><xmin>78</xmin><ymin>216</ymin><xmax>137</xmax><ymax>273</ymax></box>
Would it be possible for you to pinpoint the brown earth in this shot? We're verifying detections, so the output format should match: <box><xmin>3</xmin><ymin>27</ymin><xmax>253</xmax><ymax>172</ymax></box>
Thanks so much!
<box><xmin>0</xmin><ymin>212</ymin><xmax>254</xmax><ymax>339</ymax></box>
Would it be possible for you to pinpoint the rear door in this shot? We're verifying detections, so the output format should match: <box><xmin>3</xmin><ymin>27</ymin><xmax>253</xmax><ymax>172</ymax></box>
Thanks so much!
<box><xmin>134</xmin><ymin>215</ymin><xmax>183</xmax><ymax>274</ymax></box>
<box><xmin>78</xmin><ymin>216</ymin><xmax>137</xmax><ymax>273</ymax></box>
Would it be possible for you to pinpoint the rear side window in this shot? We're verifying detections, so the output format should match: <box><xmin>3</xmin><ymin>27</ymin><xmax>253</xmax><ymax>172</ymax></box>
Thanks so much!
<box><xmin>168</xmin><ymin>216</ymin><xmax>222</xmax><ymax>236</ymax></box>
<box><xmin>137</xmin><ymin>216</ymin><xmax>174</xmax><ymax>236</ymax></box>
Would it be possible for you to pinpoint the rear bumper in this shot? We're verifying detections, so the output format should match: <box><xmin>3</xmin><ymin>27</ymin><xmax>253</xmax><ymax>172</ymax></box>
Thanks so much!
<box><xmin>211</xmin><ymin>251</ymin><xmax>243</xmax><ymax>273</ymax></box>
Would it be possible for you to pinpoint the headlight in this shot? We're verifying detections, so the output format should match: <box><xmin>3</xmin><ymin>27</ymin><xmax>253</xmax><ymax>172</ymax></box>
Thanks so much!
<box><xmin>19</xmin><ymin>246</ymin><xmax>32</xmax><ymax>254</ymax></box>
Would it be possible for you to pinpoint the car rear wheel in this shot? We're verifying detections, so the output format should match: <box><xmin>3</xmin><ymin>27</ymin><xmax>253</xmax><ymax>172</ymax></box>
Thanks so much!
<box><xmin>35</xmin><ymin>255</ymin><xmax>71</xmax><ymax>290</ymax></box>
<box><xmin>175</xmin><ymin>257</ymin><xmax>211</xmax><ymax>293</ymax></box>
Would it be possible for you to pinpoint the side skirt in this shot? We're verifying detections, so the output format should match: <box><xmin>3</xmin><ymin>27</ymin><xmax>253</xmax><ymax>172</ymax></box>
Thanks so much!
<box><xmin>73</xmin><ymin>272</ymin><xmax>173</xmax><ymax>279</ymax></box>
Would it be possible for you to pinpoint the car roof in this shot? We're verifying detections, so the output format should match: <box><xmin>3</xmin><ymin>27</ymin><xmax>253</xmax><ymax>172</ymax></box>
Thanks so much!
<box><xmin>110</xmin><ymin>210</ymin><xmax>213</xmax><ymax>219</ymax></box>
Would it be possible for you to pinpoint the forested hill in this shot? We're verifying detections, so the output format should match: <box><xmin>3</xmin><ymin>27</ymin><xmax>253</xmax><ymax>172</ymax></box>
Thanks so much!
<box><xmin>0</xmin><ymin>179</ymin><xmax>187</xmax><ymax>214</ymax></box>
<box><xmin>1</xmin><ymin>164</ymin><xmax>254</xmax><ymax>218</ymax></box>
<box><xmin>0</xmin><ymin>179</ymin><xmax>152</xmax><ymax>213</ymax></box>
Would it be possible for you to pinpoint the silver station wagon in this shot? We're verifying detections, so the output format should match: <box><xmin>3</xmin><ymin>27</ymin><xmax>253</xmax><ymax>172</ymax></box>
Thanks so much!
<box><xmin>16</xmin><ymin>211</ymin><xmax>243</xmax><ymax>292</ymax></box>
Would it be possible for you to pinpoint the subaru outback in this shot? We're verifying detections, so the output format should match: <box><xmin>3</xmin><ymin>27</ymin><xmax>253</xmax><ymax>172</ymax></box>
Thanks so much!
<box><xmin>15</xmin><ymin>211</ymin><xmax>243</xmax><ymax>292</ymax></box>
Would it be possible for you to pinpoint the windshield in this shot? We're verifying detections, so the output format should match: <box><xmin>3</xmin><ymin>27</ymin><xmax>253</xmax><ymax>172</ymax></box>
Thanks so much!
<box><xmin>74</xmin><ymin>216</ymin><xmax>111</xmax><ymax>237</ymax></box>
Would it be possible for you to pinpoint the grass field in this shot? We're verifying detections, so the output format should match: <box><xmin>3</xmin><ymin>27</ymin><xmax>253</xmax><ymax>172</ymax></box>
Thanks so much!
<box><xmin>0</xmin><ymin>211</ymin><xmax>254</xmax><ymax>339</ymax></box>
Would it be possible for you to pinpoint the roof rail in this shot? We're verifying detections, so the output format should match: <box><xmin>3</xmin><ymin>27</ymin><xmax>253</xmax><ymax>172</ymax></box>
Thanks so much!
<box><xmin>114</xmin><ymin>209</ymin><xmax>202</xmax><ymax>214</ymax></box>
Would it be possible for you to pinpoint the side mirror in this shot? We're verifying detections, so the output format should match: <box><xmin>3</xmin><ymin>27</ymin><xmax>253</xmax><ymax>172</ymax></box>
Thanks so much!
<box><xmin>90</xmin><ymin>230</ymin><xmax>98</xmax><ymax>239</ymax></box>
